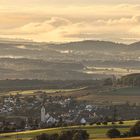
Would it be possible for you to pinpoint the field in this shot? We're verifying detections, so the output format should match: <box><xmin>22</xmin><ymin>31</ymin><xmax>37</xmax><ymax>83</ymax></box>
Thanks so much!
<box><xmin>85</xmin><ymin>67</ymin><xmax>140</xmax><ymax>76</ymax></box>
<box><xmin>108</xmin><ymin>87</ymin><xmax>140</xmax><ymax>96</ymax></box>
<box><xmin>1</xmin><ymin>86</ymin><xmax>140</xmax><ymax>104</ymax></box>
<box><xmin>1</xmin><ymin>87</ymin><xmax>140</xmax><ymax>140</ymax></box>
<box><xmin>51</xmin><ymin>87</ymin><xmax>140</xmax><ymax>104</ymax></box>
<box><xmin>0</xmin><ymin>120</ymin><xmax>138</xmax><ymax>140</ymax></box>
<box><xmin>0</xmin><ymin>87</ymin><xmax>87</xmax><ymax>97</ymax></box>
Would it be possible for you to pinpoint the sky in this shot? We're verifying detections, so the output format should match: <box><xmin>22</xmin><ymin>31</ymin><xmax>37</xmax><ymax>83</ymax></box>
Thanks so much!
<box><xmin>0</xmin><ymin>0</ymin><xmax>140</xmax><ymax>43</ymax></box>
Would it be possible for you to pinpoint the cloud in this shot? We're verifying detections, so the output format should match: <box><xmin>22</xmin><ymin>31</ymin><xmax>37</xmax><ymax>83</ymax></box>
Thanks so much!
<box><xmin>0</xmin><ymin>3</ymin><xmax>140</xmax><ymax>43</ymax></box>
<box><xmin>1</xmin><ymin>0</ymin><xmax>140</xmax><ymax>6</ymax></box>
<box><xmin>0</xmin><ymin>15</ymin><xmax>139</xmax><ymax>43</ymax></box>
<box><xmin>0</xmin><ymin>17</ymin><xmax>72</xmax><ymax>41</ymax></box>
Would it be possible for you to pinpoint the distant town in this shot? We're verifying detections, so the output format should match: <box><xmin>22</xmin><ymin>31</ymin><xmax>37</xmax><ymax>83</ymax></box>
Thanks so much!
<box><xmin>0</xmin><ymin>88</ymin><xmax>140</xmax><ymax>133</ymax></box>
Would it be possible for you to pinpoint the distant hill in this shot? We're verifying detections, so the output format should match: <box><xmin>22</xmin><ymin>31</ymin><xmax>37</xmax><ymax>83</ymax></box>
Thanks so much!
<box><xmin>129</xmin><ymin>41</ymin><xmax>140</xmax><ymax>49</ymax></box>
<box><xmin>0</xmin><ymin>39</ymin><xmax>139</xmax><ymax>60</ymax></box>
<box><xmin>48</xmin><ymin>40</ymin><xmax>127</xmax><ymax>51</ymax></box>
<box><xmin>121</xmin><ymin>73</ymin><xmax>140</xmax><ymax>87</ymax></box>
<box><xmin>0</xmin><ymin>39</ymin><xmax>139</xmax><ymax>80</ymax></box>
<box><xmin>0</xmin><ymin>79</ymin><xmax>97</xmax><ymax>92</ymax></box>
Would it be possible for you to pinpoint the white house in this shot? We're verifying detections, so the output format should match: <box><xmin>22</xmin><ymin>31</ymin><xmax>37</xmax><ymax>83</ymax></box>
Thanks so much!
<box><xmin>46</xmin><ymin>116</ymin><xmax>57</xmax><ymax>124</ymax></box>
<box><xmin>80</xmin><ymin>118</ymin><xmax>86</xmax><ymax>124</ymax></box>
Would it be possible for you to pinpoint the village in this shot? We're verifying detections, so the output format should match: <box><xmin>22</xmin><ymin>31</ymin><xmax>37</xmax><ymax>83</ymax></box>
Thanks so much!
<box><xmin>0</xmin><ymin>91</ymin><xmax>140</xmax><ymax>133</ymax></box>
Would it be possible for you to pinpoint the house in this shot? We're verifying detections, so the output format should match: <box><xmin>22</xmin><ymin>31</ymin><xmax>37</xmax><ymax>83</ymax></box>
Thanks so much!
<box><xmin>80</xmin><ymin>118</ymin><xmax>86</xmax><ymax>124</ymax></box>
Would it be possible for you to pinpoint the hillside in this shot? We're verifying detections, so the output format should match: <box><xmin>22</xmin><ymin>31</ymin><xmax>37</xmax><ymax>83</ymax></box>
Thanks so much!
<box><xmin>129</xmin><ymin>41</ymin><xmax>140</xmax><ymax>50</ymax></box>
<box><xmin>48</xmin><ymin>40</ymin><xmax>127</xmax><ymax>51</ymax></box>
<box><xmin>0</xmin><ymin>39</ymin><xmax>139</xmax><ymax>80</ymax></box>
<box><xmin>0</xmin><ymin>79</ymin><xmax>97</xmax><ymax>92</ymax></box>
<box><xmin>0</xmin><ymin>120</ymin><xmax>137</xmax><ymax>140</ymax></box>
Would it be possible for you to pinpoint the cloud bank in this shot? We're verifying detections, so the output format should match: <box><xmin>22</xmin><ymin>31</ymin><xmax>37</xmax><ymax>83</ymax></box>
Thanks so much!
<box><xmin>0</xmin><ymin>2</ymin><xmax>140</xmax><ymax>43</ymax></box>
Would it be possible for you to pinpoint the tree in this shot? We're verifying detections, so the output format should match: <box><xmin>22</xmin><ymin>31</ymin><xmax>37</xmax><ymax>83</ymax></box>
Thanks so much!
<box><xmin>49</xmin><ymin>133</ymin><xmax>59</xmax><ymax>140</ymax></box>
<box><xmin>79</xmin><ymin>130</ymin><xmax>89</xmax><ymax>140</ymax></box>
<box><xmin>104</xmin><ymin>78</ymin><xmax>113</xmax><ymax>86</ymax></box>
<box><xmin>130</xmin><ymin>121</ymin><xmax>140</xmax><ymax>136</ymax></box>
<box><xmin>19</xmin><ymin>120</ymin><xmax>26</xmax><ymax>129</ymax></box>
<box><xmin>106</xmin><ymin>128</ymin><xmax>121</xmax><ymax>138</ymax></box>
<box><xmin>34</xmin><ymin>130</ymin><xmax>89</xmax><ymax>140</ymax></box>
<box><xmin>96</xmin><ymin>122</ymin><xmax>101</xmax><ymax>125</ymax></box>
<box><xmin>73</xmin><ymin>132</ymin><xmax>83</xmax><ymax>140</ymax></box>
<box><xmin>35</xmin><ymin>133</ymin><xmax>49</xmax><ymax>140</ymax></box>
<box><xmin>102</xmin><ymin>122</ymin><xmax>108</xmax><ymax>125</ymax></box>
<box><xmin>119</xmin><ymin>121</ymin><xmax>124</xmax><ymax>125</ymax></box>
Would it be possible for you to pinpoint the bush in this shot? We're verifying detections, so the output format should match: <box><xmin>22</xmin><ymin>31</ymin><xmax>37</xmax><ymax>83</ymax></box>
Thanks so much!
<box><xmin>49</xmin><ymin>133</ymin><xmax>59</xmax><ymax>140</ymax></box>
<box><xmin>34</xmin><ymin>129</ymin><xmax>89</xmax><ymax>140</ymax></box>
<box><xmin>96</xmin><ymin>122</ymin><xmax>101</xmax><ymax>125</ymax></box>
<box><xmin>35</xmin><ymin>133</ymin><xmax>49</xmax><ymax>140</ymax></box>
<box><xmin>121</xmin><ymin>131</ymin><xmax>131</xmax><ymax>138</ymax></box>
<box><xmin>119</xmin><ymin>121</ymin><xmax>124</xmax><ymax>125</ymax></box>
<box><xmin>130</xmin><ymin>121</ymin><xmax>140</xmax><ymax>136</ymax></box>
<box><xmin>79</xmin><ymin>130</ymin><xmax>89</xmax><ymax>140</ymax></box>
<box><xmin>59</xmin><ymin>130</ymin><xmax>73</xmax><ymax>140</ymax></box>
<box><xmin>102</xmin><ymin>122</ymin><xmax>108</xmax><ymax>125</ymax></box>
<box><xmin>73</xmin><ymin>132</ymin><xmax>83</xmax><ymax>140</ymax></box>
<box><xmin>60</xmin><ymin>130</ymin><xmax>89</xmax><ymax>140</ymax></box>
<box><xmin>106</xmin><ymin>128</ymin><xmax>121</xmax><ymax>138</ymax></box>
<box><xmin>112</xmin><ymin>122</ymin><xmax>115</xmax><ymax>124</ymax></box>
<box><xmin>89</xmin><ymin>122</ymin><xmax>94</xmax><ymax>125</ymax></box>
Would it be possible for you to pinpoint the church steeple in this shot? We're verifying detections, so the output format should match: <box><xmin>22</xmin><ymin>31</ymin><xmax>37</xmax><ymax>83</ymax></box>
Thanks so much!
<box><xmin>41</xmin><ymin>106</ymin><xmax>46</xmax><ymax>123</ymax></box>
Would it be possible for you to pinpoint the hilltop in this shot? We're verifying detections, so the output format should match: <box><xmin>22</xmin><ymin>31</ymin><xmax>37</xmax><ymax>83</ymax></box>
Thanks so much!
<box><xmin>0</xmin><ymin>39</ymin><xmax>139</xmax><ymax>80</ymax></box>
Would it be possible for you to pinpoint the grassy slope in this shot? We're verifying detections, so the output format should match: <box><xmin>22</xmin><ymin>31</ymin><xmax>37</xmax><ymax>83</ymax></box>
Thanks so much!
<box><xmin>6</xmin><ymin>87</ymin><xmax>87</xmax><ymax>96</ymax></box>
<box><xmin>0</xmin><ymin>120</ymin><xmax>138</xmax><ymax>140</ymax></box>
<box><xmin>75</xmin><ymin>87</ymin><xmax>140</xmax><ymax>104</ymax></box>
<box><xmin>2</xmin><ymin>87</ymin><xmax>140</xmax><ymax>104</ymax></box>
<box><xmin>109</xmin><ymin>87</ymin><xmax>140</xmax><ymax>96</ymax></box>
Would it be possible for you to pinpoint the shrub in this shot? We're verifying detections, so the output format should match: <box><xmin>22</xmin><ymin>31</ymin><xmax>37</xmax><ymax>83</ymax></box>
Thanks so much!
<box><xmin>96</xmin><ymin>122</ymin><xmax>101</xmax><ymax>125</ymax></box>
<box><xmin>130</xmin><ymin>121</ymin><xmax>140</xmax><ymax>136</ymax></box>
<box><xmin>49</xmin><ymin>133</ymin><xmax>59</xmax><ymax>140</ymax></box>
<box><xmin>35</xmin><ymin>133</ymin><xmax>49</xmax><ymax>140</ymax></box>
<box><xmin>59</xmin><ymin>130</ymin><xmax>73</xmax><ymax>140</ymax></box>
<box><xmin>79</xmin><ymin>130</ymin><xmax>89</xmax><ymax>140</ymax></box>
<box><xmin>119</xmin><ymin>121</ymin><xmax>124</xmax><ymax>125</ymax></box>
<box><xmin>89</xmin><ymin>122</ymin><xmax>94</xmax><ymax>125</ymax></box>
<box><xmin>60</xmin><ymin>130</ymin><xmax>89</xmax><ymax>140</ymax></box>
<box><xmin>34</xmin><ymin>129</ymin><xmax>89</xmax><ymax>140</ymax></box>
<box><xmin>72</xmin><ymin>132</ymin><xmax>83</xmax><ymax>140</ymax></box>
<box><xmin>106</xmin><ymin>128</ymin><xmax>121</xmax><ymax>138</ymax></box>
<box><xmin>121</xmin><ymin>131</ymin><xmax>131</xmax><ymax>138</ymax></box>
<box><xmin>102</xmin><ymin>122</ymin><xmax>108</xmax><ymax>125</ymax></box>
<box><xmin>112</xmin><ymin>122</ymin><xmax>116</xmax><ymax>125</ymax></box>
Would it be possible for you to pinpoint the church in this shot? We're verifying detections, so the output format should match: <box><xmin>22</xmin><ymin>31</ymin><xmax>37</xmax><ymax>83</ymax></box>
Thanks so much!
<box><xmin>41</xmin><ymin>106</ymin><xmax>58</xmax><ymax>124</ymax></box>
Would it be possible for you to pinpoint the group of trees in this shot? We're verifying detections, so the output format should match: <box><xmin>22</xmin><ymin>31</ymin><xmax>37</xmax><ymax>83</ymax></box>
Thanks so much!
<box><xmin>34</xmin><ymin>130</ymin><xmax>89</xmax><ymax>140</ymax></box>
<box><xmin>120</xmin><ymin>73</ymin><xmax>140</xmax><ymax>87</ymax></box>
<box><xmin>33</xmin><ymin>121</ymin><xmax>140</xmax><ymax>140</ymax></box>
<box><xmin>89</xmin><ymin>121</ymin><xmax>124</xmax><ymax>126</ymax></box>
<box><xmin>103</xmin><ymin>73</ymin><xmax>140</xmax><ymax>87</ymax></box>
<box><xmin>107</xmin><ymin>128</ymin><xmax>121</xmax><ymax>138</ymax></box>
<box><xmin>0</xmin><ymin>79</ymin><xmax>98</xmax><ymax>92</ymax></box>
<box><xmin>130</xmin><ymin>121</ymin><xmax>140</xmax><ymax>136</ymax></box>
<box><xmin>0</xmin><ymin>118</ymin><xmax>39</xmax><ymax>133</ymax></box>
<box><xmin>107</xmin><ymin>121</ymin><xmax>140</xmax><ymax>138</ymax></box>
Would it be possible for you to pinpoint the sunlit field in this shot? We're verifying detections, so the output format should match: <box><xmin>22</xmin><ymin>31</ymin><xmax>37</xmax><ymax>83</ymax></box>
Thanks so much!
<box><xmin>3</xmin><ymin>87</ymin><xmax>87</xmax><ymax>96</ymax></box>
<box><xmin>0</xmin><ymin>120</ymin><xmax>138</xmax><ymax>140</ymax></box>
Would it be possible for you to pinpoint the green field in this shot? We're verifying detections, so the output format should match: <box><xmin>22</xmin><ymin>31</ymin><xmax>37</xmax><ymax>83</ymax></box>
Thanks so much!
<box><xmin>0</xmin><ymin>120</ymin><xmax>137</xmax><ymax>140</ymax></box>
<box><xmin>109</xmin><ymin>87</ymin><xmax>140</xmax><ymax>96</ymax></box>
<box><xmin>5</xmin><ymin>87</ymin><xmax>87</xmax><ymax>96</ymax></box>
<box><xmin>2</xmin><ymin>87</ymin><xmax>140</xmax><ymax>104</ymax></box>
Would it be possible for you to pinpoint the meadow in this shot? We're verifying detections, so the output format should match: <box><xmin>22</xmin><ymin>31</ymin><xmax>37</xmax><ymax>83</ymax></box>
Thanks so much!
<box><xmin>0</xmin><ymin>120</ymin><xmax>138</xmax><ymax>140</ymax></box>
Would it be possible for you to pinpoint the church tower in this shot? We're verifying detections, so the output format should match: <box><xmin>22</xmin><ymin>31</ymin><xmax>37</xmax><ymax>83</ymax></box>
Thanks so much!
<box><xmin>41</xmin><ymin>106</ymin><xmax>46</xmax><ymax>123</ymax></box>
